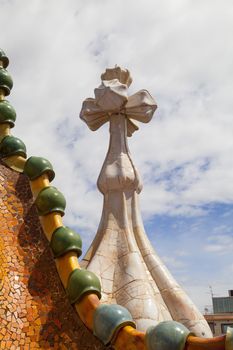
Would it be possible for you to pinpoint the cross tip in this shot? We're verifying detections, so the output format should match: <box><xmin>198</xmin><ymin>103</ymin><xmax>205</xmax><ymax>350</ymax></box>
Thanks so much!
<box><xmin>101</xmin><ymin>66</ymin><xmax>133</xmax><ymax>87</ymax></box>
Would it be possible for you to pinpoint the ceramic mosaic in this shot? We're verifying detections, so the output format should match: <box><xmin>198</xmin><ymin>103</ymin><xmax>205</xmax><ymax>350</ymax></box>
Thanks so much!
<box><xmin>0</xmin><ymin>162</ymin><xmax>106</xmax><ymax>349</ymax></box>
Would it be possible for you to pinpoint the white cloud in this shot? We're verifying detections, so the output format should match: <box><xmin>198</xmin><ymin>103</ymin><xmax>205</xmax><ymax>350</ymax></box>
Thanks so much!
<box><xmin>204</xmin><ymin>234</ymin><xmax>233</xmax><ymax>254</ymax></box>
<box><xmin>161</xmin><ymin>255</ymin><xmax>186</xmax><ymax>269</ymax></box>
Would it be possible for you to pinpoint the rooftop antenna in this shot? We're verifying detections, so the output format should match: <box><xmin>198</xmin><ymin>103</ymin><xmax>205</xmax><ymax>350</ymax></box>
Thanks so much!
<box><xmin>209</xmin><ymin>285</ymin><xmax>214</xmax><ymax>299</ymax></box>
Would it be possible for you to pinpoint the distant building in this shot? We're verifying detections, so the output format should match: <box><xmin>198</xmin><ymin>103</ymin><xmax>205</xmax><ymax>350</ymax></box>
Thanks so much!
<box><xmin>204</xmin><ymin>290</ymin><xmax>233</xmax><ymax>335</ymax></box>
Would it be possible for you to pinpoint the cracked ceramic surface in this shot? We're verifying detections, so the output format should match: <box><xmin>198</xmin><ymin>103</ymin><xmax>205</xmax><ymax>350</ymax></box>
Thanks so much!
<box><xmin>80</xmin><ymin>66</ymin><xmax>212</xmax><ymax>337</ymax></box>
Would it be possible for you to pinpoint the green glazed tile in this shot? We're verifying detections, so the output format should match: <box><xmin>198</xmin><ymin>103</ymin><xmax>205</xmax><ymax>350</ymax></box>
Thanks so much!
<box><xmin>66</xmin><ymin>268</ymin><xmax>101</xmax><ymax>304</ymax></box>
<box><xmin>0</xmin><ymin>49</ymin><xmax>9</xmax><ymax>68</ymax></box>
<box><xmin>146</xmin><ymin>321</ymin><xmax>191</xmax><ymax>350</ymax></box>
<box><xmin>0</xmin><ymin>100</ymin><xmax>16</xmax><ymax>127</ymax></box>
<box><xmin>35</xmin><ymin>186</ymin><xmax>66</xmax><ymax>216</ymax></box>
<box><xmin>50</xmin><ymin>226</ymin><xmax>82</xmax><ymax>258</ymax></box>
<box><xmin>93</xmin><ymin>304</ymin><xmax>136</xmax><ymax>345</ymax></box>
<box><xmin>24</xmin><ymin>156</ymin><xmax>55</xmax><ymax>181</ymax></box>
<box><xmin>0</xmin><ymin>135</ymin><xmax>27</xmax><ymax>158</ymax></box>
<box><xmin>0</xmin><ymin>68</ymin><xmax>13</xmax><ymax>96</ymax></box>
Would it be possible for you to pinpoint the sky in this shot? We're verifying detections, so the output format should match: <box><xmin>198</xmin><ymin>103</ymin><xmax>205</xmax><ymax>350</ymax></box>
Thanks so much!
<box><xmin>1</xmin><ymin>0</ymin><xmax>233</xmax><ymax>312</ymax></box>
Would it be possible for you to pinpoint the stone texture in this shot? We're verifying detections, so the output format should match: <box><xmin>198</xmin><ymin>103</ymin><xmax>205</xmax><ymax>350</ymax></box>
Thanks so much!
<box><xmin>0</xmin><ymin>161</ymin><xmax>106</xmax><ymax>349</ymax></box>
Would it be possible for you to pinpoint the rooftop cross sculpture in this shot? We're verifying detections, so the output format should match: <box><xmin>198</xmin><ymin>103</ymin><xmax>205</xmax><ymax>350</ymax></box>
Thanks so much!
<box><xmin>80</xmin><ymin>67</ymin><xmax>212</xmax><ymax>336</ymax></box>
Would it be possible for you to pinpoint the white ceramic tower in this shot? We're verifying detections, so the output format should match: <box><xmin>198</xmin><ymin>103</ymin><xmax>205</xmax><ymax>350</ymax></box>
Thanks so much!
<box><xmin>80</xmin><ymin>67</ymin><xmax>212</xmax><ymax>337</ymax></box>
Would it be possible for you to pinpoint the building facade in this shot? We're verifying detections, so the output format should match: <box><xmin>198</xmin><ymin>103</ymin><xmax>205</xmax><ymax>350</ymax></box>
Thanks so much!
<box><xmin>205</xmin><ymin>290</ymin><xmax>233</xmax><ymax>336</ymax></box>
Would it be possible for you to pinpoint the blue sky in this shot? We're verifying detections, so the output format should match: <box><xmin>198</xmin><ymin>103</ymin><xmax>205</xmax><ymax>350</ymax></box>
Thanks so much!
<box><xmin>1</xmin><ymin>0</ymin><xmax>233</xmax><ymax>312</ymax></box>
<box><xmin>145</xmin><ymin>204</ymin><xmax>233</xmax><ymax>310</ymax></box>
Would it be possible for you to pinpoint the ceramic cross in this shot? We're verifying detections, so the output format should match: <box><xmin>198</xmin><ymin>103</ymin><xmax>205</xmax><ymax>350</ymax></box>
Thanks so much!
<box><xmin>80</xmin><ymin>67</ymin><xmax>212</xmax><ymax>336</ymax></box>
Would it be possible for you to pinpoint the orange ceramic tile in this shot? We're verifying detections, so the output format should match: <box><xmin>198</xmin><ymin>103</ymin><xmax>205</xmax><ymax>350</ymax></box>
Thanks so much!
<box><xmin>0</xmin><ymin>162</ymin><xmax>106</xmax><ymax>349</ymax></box>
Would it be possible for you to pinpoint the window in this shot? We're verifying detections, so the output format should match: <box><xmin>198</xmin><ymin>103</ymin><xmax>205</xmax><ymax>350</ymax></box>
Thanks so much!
<box><xmin>221</xmin><ymin>323</ymin><xmax>233</xmax><ymax>334</ymax></box>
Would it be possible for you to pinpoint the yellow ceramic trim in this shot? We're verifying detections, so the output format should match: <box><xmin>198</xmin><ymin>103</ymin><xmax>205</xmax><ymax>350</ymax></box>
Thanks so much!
<box><xmin>186</xmin><ymin>335</ymin><xmax>226</xmax><ymax>350</ymax></box>
<box><xmin>29</xmin><ymin>175</ymin><xmax>80</xmax><ymax>288</ymax></box>
<box><xmin>39</xmin><ymin>212</ymin><xmax>63</xmax><ymax>241</ymax></box>
<box><xmin>113</xmin><ymin>326</ymin><xmax>146</xmax><ymax>350</ymax></box>
<box><xmin>28</xmin><ymin>173</ymin><xmax>101</xmax><ymax>332</ymax></box>
<box><xmin>55</xmin><ymin>252</ymin><xmax>80</xmax><ymax>288</ymax></box>
<box><xmin>75</xmin><ymin>294</ymin><xmax>100</xmax><ymax>330</ymax></box>
<box><xmin>0</xmin><ymin>88</ymin><xmax>5</xmax><ymax>101</ymax></box>
<box><xmin>2</xmin><ymin>155</ymin><xmax>26</xmax><ymax>173</ymax></box>
<box><xmin>30</xmin><ymin>176</ymin><xmax>63</xmax><ymax>241</ymax></box>
<box><xmin>30</xmin><ymin>173</ymin><xmax>50</xmax><ymax>198</ymax></box>
<box><xmin>0</xmin><ymin>123</ymin><xmax>10</xmax><ymax>142</ymax></box>
<box><xmin>2</xmin><ymin>155</ymin><xmax>80</xmax><ymax>292</ymax></box>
